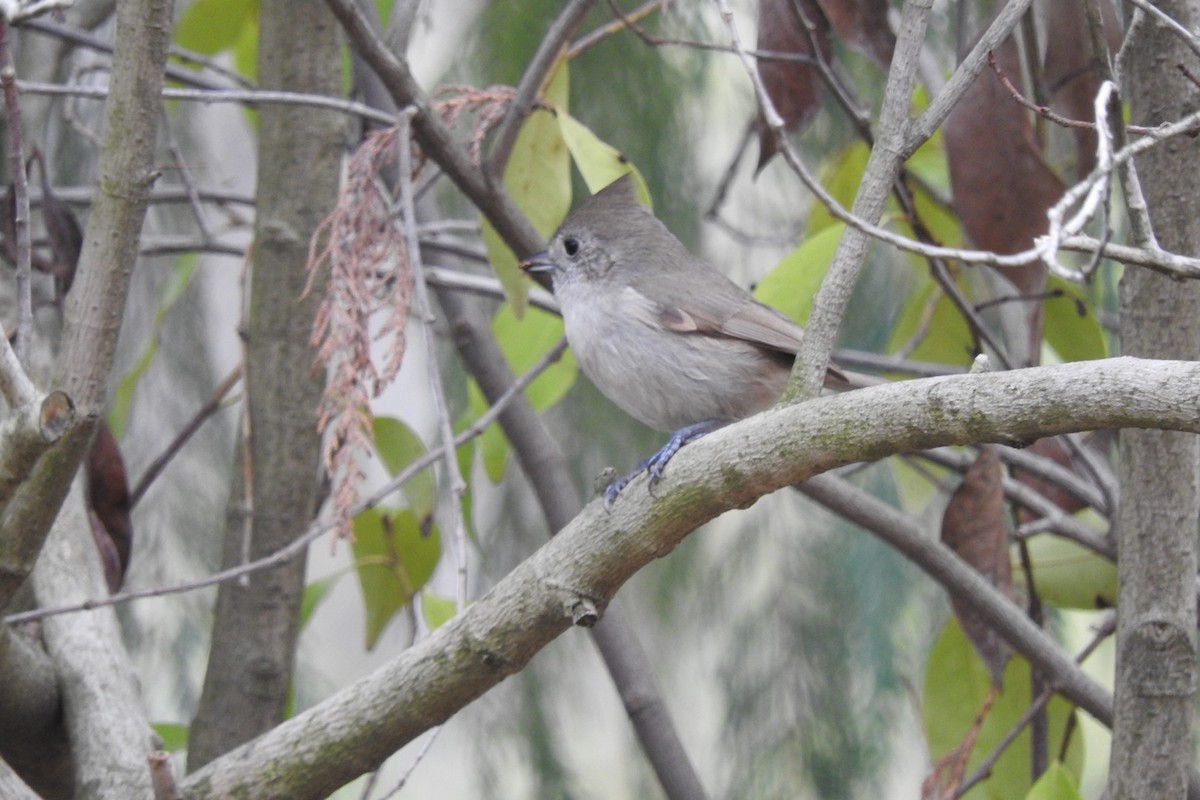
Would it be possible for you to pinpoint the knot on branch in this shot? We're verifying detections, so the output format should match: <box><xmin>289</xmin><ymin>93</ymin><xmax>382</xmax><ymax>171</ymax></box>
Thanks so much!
<box><xmin>1126</xmin><ymin>618</ymin><xmax>1198</xmax><ymax>697</ymax></box>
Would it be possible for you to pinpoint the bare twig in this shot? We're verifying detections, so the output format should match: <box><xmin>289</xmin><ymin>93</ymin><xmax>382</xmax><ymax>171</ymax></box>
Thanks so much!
<box><xmin>987</xmin><ymin>50</ymin><xmax>1156</xmax><ymax>136</ymax></box>
<box><xmin>0</xmin><ymin>19</ymin><xmax>31</xmax><ymax>363</ymax></box>
<box><xmin>18</xmin><ymin>15</ymin><xmax>253</xmax><ymax>91</ymax></box>
<box><xmin>487</xmin><ymin>0</ymin><xmax>598</xmax><ymax>177</ymax></box>
<box><xmin>323</xmin><ymin>0</ymin><xmax>545</xmax><ymax>262</ymax></box>
<box><xmin>16</xmin><ymin>80</ymin><xmax>401</xmax><ymax>126</ymax></box>
<box><xmin>798</xmin><ymin>470</ymin><xmax>1114</xmax><ymax>729</ymax></box>
<box><xmin>395</xmin><ymin>110</ymin><xmax>470</xmax><ymax>606</ymax></box>
<box><xmin>424</xmin><ymin>265</ymin><xmax>559</xmax><ymax>314</ymax></box>
<box><xmin>129</xmin><ymin>365</ymin><xmax>243</xmax><ymax>507</ymax></box>
<box><xmin>918</xmin><ymin>448</ymin><xmax>1114</xmax><ymax>560</ymax></box>
<box><xmin>0</xmin><ymin>318</ymin><xmax>38</xmax><ymax>408</ymax></box>
<box><xmin>568</xmin><ymin>0</ymin><xmax>667</xmax><ymax>57</ymax></box>
<box><xmin>0</xmin><ymin>0</ymin><xmax>71</xmax><ymax>23</ymax></box>
<box><xmin>376</xmin><ymin>727</ymin><xmax>445</xmax><ymax>799</ymax></box>
<box><xmin>159</xmin><ymin>108</ymin><xmax>215</xmax><ymax>244</ymax></box>
<box><xmin>3</xmin><ymin>337</ymin><xmax>569</xmax><ymax>626</ymax></box>
<box><xmin>148</xmin><ymin>751</ymin><xmax>181</xmax><ymax>800</ymax></box>
<box><xmin>595</xmin><ymin>0</ymin><xmax>825</xmax><ymax>65</ymax></box>
<box><xmin>909</xmin><ymin>0</ymin><xmax>1037</xmax><ymax>148</ymax></box>
<box><xmin>955</xmin><ymin>615</ymin><xmax>1115</xmax><ymax>797</ymax></box>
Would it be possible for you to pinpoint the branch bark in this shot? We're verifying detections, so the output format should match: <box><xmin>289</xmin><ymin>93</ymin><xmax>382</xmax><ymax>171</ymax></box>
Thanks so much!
<box><xmin>1107</xmin><ymin>1</ymin><xmax>1200</xmax><ymax>795</ymax></box>
<box><xmin>0</xmin><ymin>0</ymin><xmax>172</xmax><ymax>611</ymax></box>
<box><xmin>181</xmin><ymin>357</ymin><xmax>1200</xmax><ymax>799</ymax></box>
<box><xmin>33</xmin><ymin>478</ymin><xmax>155</xmax><ymax>797</ymax></box>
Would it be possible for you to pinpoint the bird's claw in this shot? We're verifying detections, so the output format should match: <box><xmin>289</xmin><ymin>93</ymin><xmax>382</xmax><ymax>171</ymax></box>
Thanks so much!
<box><xmin>602</xmin><ymin>474</ymin><xmax>632</xmax><ymax>510</ymax></box>
<box><xmin>601</xmin><ymin>419</ymin><xmax>720</xmax><ymax>509</ymax></box>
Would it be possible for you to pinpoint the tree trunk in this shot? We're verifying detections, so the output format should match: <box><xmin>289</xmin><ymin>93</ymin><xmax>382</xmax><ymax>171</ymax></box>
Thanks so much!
<box><xmin>188</xmin><ymin>0</ymin><xmax>343</xmax><ymax>769</ymax></box>
<box><xmin>1107</xmin><ymin>2</ymin><xmax>1200</xmax><ymax>796</ymax></box>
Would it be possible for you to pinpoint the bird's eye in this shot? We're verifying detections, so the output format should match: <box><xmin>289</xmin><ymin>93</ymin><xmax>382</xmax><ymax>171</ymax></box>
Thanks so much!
<box><xmin>562</xmin><ymin>236</ymin><xmax>581</xmax><ymax>257</ymax></box>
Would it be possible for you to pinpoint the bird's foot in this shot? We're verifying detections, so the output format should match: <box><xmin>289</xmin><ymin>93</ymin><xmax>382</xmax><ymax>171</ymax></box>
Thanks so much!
<box><xmin>602</xmin><ymin>420</ymin><xmax>720</xmax><ymax>509</ymax></box>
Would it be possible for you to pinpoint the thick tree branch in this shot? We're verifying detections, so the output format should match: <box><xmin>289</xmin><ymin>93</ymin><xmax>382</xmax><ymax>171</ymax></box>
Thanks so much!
<box><xmin>0</xmin><ymin>0</ymin><xmax>171</xmax><ymax>615</ymax></box>
<box><xmin>1109</xmin><ymin>2</ymin><xmax>1200</xmax><ymax>795</ymax></box>
<box><xmin>0</xmin><ymin>759</ymin><xmax>38</xmax><ymax>800</ymax></box>
<box><xmin>32</xmin><ymin>478</ymin><xmax>155</xmax><ymax>796</ymax></box>
<box><xmin>182</xmin><ymin>357</ymin><xmax>1200</xmax><ymax>799</ymax></box>
<box><xmin>796</xmin><ymin>474</ymin><xmax>1110</xmax><ymax>720</ymax></box>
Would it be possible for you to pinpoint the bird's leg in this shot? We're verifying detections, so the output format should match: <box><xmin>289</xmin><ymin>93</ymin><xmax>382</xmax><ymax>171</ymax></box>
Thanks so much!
<box><xmin>603</xmin><ymin>419</ymin><xmax>720</xmax><ymax>509</ymax></box>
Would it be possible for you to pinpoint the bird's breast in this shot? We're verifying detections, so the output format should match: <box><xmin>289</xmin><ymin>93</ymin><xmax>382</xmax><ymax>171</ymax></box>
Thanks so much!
<box><xmin>560</xmin><ymin>286</ymin><xmax>790</xmax><ymax>431</ymax></box>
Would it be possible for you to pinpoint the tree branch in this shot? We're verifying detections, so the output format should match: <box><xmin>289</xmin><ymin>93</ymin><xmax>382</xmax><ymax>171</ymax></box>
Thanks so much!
<box><xmin>181</xmin><ymin>357</ymin><xmax>1200</xmax><ymax>799</ymax></box>
<box><xmin>0</xmin><ymin>0</ymin><xmax>171</xmax><ymax>616</ymax></box>
<box><xmin>796</xmin><ymin>473</ymin><xmax>1111</xmax><ymax>721</ymax></box>
<box><xmin>486</xmin><ymin>0</ymin><xmax>598</xmax><ymax>177</ymax></box>
<box><xmin>32</xmin><ymin>478</ymin><xmax>155</xmax><ymax>795</ymax></box>
<box><xmin>322</xmin><ymin>0</ymin><xmax>545</xmax><ymax>259</ymax></box>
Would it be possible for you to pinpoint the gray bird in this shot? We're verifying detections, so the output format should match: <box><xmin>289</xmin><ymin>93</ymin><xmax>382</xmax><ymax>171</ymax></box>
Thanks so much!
<box><xmin>521</xmin><ymin>174</ymin><xmax>843</xmax><ymax>506</ymax></box>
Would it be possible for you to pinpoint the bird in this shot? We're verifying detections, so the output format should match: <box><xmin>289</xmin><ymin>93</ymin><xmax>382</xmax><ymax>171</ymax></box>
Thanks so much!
<box><xmin>521</xmin><ymin>173</ymin><xmax>844</xmax><ymax>507</ymax></box>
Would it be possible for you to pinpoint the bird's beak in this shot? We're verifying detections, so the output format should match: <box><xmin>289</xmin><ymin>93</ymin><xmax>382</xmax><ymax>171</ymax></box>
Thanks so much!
<box><xmin>519</xmin><ymin>252</ymin><xmax>554</xmax><ymax>275</ymax></box>
<box><xmin>519</xmin><ymin>251</ymin><xmax>556</xmax><ymax>292</ymax></box>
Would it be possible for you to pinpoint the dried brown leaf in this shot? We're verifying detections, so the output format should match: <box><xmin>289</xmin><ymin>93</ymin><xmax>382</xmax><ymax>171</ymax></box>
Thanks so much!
<box><xmin>941</xmin><ymin>445</ymin><xmax>1012</xmax><ymax>687</ymax></box>
<box><xmin>945</xmin><ymin>37</ymin><xmax>1064</xmax><ymax>365</ymax></box>
<box><xmin>1041</xmin><ymin>0</ymin><xmax>1123</xmax><ymax>178</ymax></box>
<box><xmin>1010</xmin><ymin>434</ymin><xmax>1113</xmax><ymax>525</ymax></box>
<box><xmin>86</xmin><ymin>421</ymin><xmax>133</xmax><ymax>593</ymax></box>
<box><xmin>755</xmin><ymin>0</ymin><xmax>831</xmax><ymax>166</ymax></box>
<box><xmin>816</xmin><ymin>0</ymin><xmax>894</xmax><ymax>67</ymax></box>
<box><xmin>30</xmin><ymin>148</ymin><xmax>83</xmax><ymax>299</ymax></box>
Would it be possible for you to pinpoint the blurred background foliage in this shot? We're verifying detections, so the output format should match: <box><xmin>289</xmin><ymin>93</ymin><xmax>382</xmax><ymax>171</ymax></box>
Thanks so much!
<box><xmin>2</xmin><ymin>0</ymin><xmax>1127</xmax><ymax>797</ymax></box>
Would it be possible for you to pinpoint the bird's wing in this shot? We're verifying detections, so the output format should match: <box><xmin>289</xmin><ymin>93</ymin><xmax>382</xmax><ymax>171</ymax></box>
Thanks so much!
<box><xmin>655</xmin><ymin>286</ymin><xmax>805</xmax><ymax>355</ymax></box>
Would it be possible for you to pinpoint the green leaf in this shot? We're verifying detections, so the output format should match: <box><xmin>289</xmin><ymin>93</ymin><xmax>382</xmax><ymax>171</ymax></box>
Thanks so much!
<box><xmin>557</xmin><ymin>111</ymin><xmax>652</xmax><ymax>204</ymax></box>
<box><xmin>906</xmin><ymin>129</ymin><xmax>950</xmax><ymax>196</ymax></box>
<box><xmin>109</xmin><ymin>255</ymin><xmax>199</xmax><ymax>438</ymax></box>
<box><xmin>352</xmin><ymin>507</ymin><xmax>442</xmax><ymax>650</ymax></box>
<box><xmin>1020</xmin><ymin>524</ymin><xmax>1117</xmax><ymax>609</ymax></box>
<box><xmin>1043</xmin><ymin>276</ymin><xmax>1106</xmax><ymax>363</ymax></box>
<box><xmin>481</xmin><ymin>56</ymin><xmax>571</xmax><ymax>316</ymax></box>
<box><xmin>468</xmin><ymin>305</ymin><xmax>577</xmax><ymax>482</ymax></box>
<box><xmin>924</xmin><ymin>618</ymin><xmax>1084</xmax><ymax>799</ymax></box>
<box><xmin>372</xmin><ymin>416</ymin><xmax>435</xmax><ymax>518</ymax></box>
<box><xmin>175</xmin><ymin>0</ymin><xmax>257</xmax><ymax>55</ymax></box>
<box><xmin>805</xmin><ymin>141</ymin><xmax>869</xmax><ymax>238</ymax></box>
<box><xmin>886</xmin><ymin>275</ymin><xmax>977</xmax><ymax>369</ymax></box>
<box><xmin>298</xmin><ymin>572</ymin><xmax>342</xmax><ymax>632</ymax></box>
<box><xmin>492</xmin><ymin>305</ymin><xmax>577</xmax><ymax>410</ymax></box>
<box><xmin>1025</xmin><ymin>762</ymin><xmax>1083</xmax><ymax>800</ymax></box>
<box><xmin>468</xmin><ymin>382</ymin><xmax>509</xmax><ymax>483</ymax></box>
<box><xmin>906</xmin><ymin>132</ymin><xmax>964</xmax><ymax>249</ymax></box>
<box><xmin>421</xmin><ymin>590</ymin><xmax>458</xmax><ymax>630</ymax></box>
<box><xmin>231</xmin><ymin>13</ymin><xmax>260</xmax><ymax>82</ymax></box>
<box><xmin>890</xmin><ymin>456</ymin><xmax>947</xmax><ymax>515</ymax></box>
<box><xmin>152</xmin><ymin>722</ymin><xmax>189</xmax><ymax>752</ymax></box>
<box><xmin>754</xmin><ymin>223</ymin><xmax>844</xmax><ymax>325</ymax></box>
